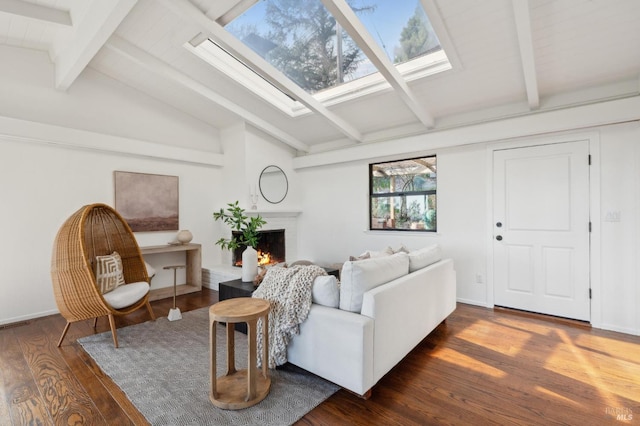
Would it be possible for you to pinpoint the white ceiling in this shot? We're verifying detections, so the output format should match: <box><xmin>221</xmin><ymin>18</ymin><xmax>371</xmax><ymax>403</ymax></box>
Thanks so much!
<box><xmin>1</xmin><ymin>0</ymin><xmax>639</xmax><ymax>154</ymax></box>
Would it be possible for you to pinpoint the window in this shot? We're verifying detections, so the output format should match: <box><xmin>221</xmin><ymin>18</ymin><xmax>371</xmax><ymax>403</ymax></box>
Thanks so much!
<box><xmin>370</xmin><ymin>156</ymin><xmax>436</xmax><ymax>231</ymax></box>
<box><xmin>225</xmin><ymin>0</ymin><xmax>442</xmax><ymax>95</ymax></box>
<box><xmin>189</xmin><ymin>0</ymin><xmax>450</xmax><ymax>112</ymax></box>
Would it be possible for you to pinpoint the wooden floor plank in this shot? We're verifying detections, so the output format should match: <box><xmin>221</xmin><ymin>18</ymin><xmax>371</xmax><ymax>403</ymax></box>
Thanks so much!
<box><xmin>0</xmin><ymin>325</ymin><xmax>53</xmax><ymax>425</ymax></box>
<box><xmin>298</xmin><ymin>303</ymin><xmax>640</xmax><ymax>425</ymax></box>
<box><xmin>1</xmin><ymin>291</ymin><xmax>639</xmax><ymax>425</ymax></box>
<box><xmin>16</xmin><ymin>319</ymin><xmax>106</xmax><ymax>425</ymax></box>
<box><xmin>40</xmin><ymin>315</ymin><xmax>141</xmax><ymax>425</ymax></box>
<box><xmin>0</xmin><ymin>329</ymin><xmax>14</xmax><ymax>425</ymax></box>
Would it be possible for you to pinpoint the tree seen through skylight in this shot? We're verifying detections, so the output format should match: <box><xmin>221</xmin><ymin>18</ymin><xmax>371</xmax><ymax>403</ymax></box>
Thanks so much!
<box><xmin>225</xmin><ymin>0</ymin><xmax>441</xmax><ymax>94</ymax></box>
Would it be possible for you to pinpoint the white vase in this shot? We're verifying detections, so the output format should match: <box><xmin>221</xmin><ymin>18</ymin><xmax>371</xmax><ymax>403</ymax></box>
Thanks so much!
<box><xmin>242</xmin><ymin>246</ymin><xmax>258</xmax><ymax>282</ymax></box>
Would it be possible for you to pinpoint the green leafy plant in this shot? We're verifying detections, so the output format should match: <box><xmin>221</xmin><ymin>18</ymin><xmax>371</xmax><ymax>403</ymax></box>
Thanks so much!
<box><xmin>213</xmin><ymin>201</ymin><xmax>267</xmax><ymax>250</ymax></box>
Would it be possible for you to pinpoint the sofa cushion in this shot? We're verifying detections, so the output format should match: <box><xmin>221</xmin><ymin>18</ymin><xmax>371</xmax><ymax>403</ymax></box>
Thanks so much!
<box><xmin>102</xmin><ymin>281</ymin><xmax>150</xmax><ymax>309</ymax></box>
<box><xmin>340</xmin><ymin>252</ymin><xmax>409</xmax><ymax>313</ymax></box>
<box><xmin>366</xmin><ymin>247</ymin><xmax>394</xmax><ymax>258</ymax></box>
<box><xmin>392</xmin><ymin>244</ymin><xmax>410</xmax><ymax>254</ymax></box>
<box><xmin>349</xmin><ymin>252</ymin><xmax>370</xmax><ymax>261</ymax></box>
<box><xmin>408</xmin><ymin>244</ymin><xmax>442</xmax><ymax>273</ymax></box>
<box><xmin>351</xmin><ymin>247</ymin><xmax>393</xmax><ymax>260</ymax></box>
<box><xmin>312</xmin><ymin>275</ymin><xmax>340</xmax><ymax>308</ymax></box>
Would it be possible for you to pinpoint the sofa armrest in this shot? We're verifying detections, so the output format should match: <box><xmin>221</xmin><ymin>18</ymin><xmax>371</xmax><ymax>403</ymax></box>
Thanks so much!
<box><xmin>287</xmin><ymin>304</ymin><xmax>374</xmax><ymax>396</ymax></box>
<box><xmin>361</xmin><ymin>258</ymin><xmax>456</xmax><ymax>382</ymax></box>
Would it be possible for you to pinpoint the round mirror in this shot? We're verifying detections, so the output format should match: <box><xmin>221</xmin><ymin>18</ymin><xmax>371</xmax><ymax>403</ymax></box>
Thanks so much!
<box><xmin>259</xmin><ymin>165</ymin><xmax>288</xmax><ymax>204</ymax></box>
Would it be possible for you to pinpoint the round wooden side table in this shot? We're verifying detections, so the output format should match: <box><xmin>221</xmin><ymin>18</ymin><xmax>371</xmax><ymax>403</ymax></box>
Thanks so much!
<box><xmin>209</xmin><ymin>297</ymin><xmax>271</xmax><ymax>410</ymax></box>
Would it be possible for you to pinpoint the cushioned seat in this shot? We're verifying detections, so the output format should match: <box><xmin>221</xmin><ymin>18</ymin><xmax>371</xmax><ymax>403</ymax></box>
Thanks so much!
<box><xmin>103</xmin><ymin>281</ymin><xmax>151</xmax><ymax>309</ymax></box>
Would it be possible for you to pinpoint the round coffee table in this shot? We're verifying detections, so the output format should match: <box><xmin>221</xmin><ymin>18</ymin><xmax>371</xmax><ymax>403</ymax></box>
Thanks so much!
<box><xmin>209</xmin><ymin>297</ymin><xmax>271</xmax><ymax>410</ymax></box>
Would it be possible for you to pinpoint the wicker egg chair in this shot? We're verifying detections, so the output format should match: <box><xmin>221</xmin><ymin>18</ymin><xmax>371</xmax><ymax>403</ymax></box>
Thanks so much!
<box><xmin>51</xmin><ymin>203</ymin><xmax>156</xmax><ymax>348</ymax></box>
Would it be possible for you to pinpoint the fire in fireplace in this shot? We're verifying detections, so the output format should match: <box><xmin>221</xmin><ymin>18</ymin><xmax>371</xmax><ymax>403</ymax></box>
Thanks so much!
<box><xmin>232</xmin><ymin>229</ymin><xmax>285</xmax><ymax>267</ymax></box>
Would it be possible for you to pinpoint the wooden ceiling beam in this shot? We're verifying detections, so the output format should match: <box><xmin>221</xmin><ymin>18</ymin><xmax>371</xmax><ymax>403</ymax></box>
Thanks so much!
<box><xmin>512</xmin><ymin>0</ymin><xmax>540</xmax><ymax>110</ymax></box>
<box><xmin>54</xmin><ymin>0</ymin><xmax>138</xmax><ymax>91</ymax></box>
<box><xmin>0</xmin><ymin>0</ymin><xmax>71</xmax><ymax>26</ymax></box>
<box><xmin>322</xmin><ymin>0</ymin><xmax>435</xmax><ymax>129</ymax></box>
<box><xmin>105</xmin><ymin>35</ymin><xmax>310</xmax><ymax>153</ymax></box>
<box><xmin>157</xmin><ymin>0</ymin><xmax>364</xmax><ymax>143</ymax></box>
<box><xmin>420</xmin><ymin>0</ymin><xmax>462</xmax><ymax>71</ymax></box>
<box><xmin>214</xmin><ymin>0</ymin><xmax>258</xmax><ymax>25</ymax></box>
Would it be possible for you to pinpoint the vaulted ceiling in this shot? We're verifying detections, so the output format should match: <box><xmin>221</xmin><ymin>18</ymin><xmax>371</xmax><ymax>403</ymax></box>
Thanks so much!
<box><xmin>1</xmin><ymin>0</ymin><xmax>639</xmax><ymax>154</ymax></box>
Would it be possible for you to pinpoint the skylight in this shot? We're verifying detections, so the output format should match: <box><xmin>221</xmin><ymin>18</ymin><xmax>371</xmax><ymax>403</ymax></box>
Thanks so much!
<box><xmin>224</xmin><ymin>0</ymin><xmax>443</xmax><ymax>95</ymax></box>
<box><xmin>188</xmin><ymin>0</ymin><xmax>451</xmax><ymax>118</ymax></box>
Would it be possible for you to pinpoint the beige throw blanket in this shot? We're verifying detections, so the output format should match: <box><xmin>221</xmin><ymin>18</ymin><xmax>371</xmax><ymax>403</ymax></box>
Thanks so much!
<box><xmin>252</xmin><ymin>265</ymin><xmax>327</xmax><ymax>368</ymax></box>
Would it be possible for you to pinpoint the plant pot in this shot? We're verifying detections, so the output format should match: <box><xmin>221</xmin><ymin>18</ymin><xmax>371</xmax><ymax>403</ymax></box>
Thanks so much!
<box><xmin>242</xmin><ymin>246</ymin><xmax>258</xmax><ymax>282</ymax></box>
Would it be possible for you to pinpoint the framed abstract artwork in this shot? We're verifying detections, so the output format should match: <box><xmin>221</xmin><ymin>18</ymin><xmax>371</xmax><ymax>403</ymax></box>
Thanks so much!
<box><xmin>114</xmin><ymin>171</ymin><xmax>179</xmax><ymax>232</ymax></box>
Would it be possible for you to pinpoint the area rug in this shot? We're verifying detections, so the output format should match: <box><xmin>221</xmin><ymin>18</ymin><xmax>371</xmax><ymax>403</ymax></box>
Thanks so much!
<box><xmin>78</xmin><ymin>307</ymin><xmax>338</xmax><ymax>425</ymax></box>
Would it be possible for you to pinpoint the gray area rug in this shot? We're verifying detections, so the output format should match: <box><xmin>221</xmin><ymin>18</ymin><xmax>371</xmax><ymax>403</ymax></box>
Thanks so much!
<box><xmin>78</xmin><ymin>307</ymin><xmax>338</xmax><ymax>425</ymax></box>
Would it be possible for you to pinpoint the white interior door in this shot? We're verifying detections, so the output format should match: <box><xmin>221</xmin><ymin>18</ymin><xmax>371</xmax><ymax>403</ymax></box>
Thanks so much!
<box><xmin>493</xmin><ymin>141</ymin><xmax>590</xmax><ymax>321</ymax></box>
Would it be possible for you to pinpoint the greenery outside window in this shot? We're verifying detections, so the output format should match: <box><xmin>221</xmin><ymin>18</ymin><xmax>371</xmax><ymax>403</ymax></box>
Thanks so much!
<box><xmin>370</xmin><ymin>156</ymin><xmax>436</xmax><ymax>231</ymax></box>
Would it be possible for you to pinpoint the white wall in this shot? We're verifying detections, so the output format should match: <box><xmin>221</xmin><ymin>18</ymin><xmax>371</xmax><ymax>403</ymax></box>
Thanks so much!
<box><xmin>0</xmin><ymin>130</ymin><xmax>222</xmax><ymax>325</ymax></box>
<box><xmin>295</xmin><ymin>145</ymin><xmax>488</xmax><ymax>305</ymax></box>
<box><xmin>245</xmin><ymin>126</ymin><xmax>299</xmax><ymax>212</ymax></box>
<box><xmin>0</xmin><ymin>41</ymin><xmax>637</xmax><ymax>336</ymax></box>
<box><xmin>597</xmin><ymin>123</ymin><xmax>640</xmax><ymax>334</ymax></box>
<box><xmin>220</xmin><ymin>123</ymin><xmax>298</xmax><ymax>211</ymax></box>
<box><xmin>296</xmin><ymin>122</ymin><xmax>640</xmax><ymax>336</ymax></box>
<box><xmin>0</xmin><ymin>43</ymin><xmax>225</xmax><ymax>325</ymax></box>
<box><xmin>210</xmin><ymin>123</ymin><xmax>300</xmax><ymax>267</ymax></box>
<box><xmin>437</xmin><ymin>145</ymin><xmax>488</xmax><ymax>305</ymax></box>
<box><xmin>297</xmin><ymin>161</ymin><xmax>373</xmax><ymax>263</ymax></box>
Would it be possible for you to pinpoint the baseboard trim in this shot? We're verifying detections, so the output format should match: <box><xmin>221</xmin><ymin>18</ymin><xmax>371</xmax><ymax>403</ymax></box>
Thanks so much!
<box><xmin>493</xmin><ymin>306</ymin><xmax>591</xmax><ymax>329</ymax></box>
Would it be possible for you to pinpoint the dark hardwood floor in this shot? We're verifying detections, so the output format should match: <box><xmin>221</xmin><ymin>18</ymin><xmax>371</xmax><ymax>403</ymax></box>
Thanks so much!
<box><xmin>1</xmin><ymin>289</ymin><xmax>638</xmax><ymax>425</ymax></box>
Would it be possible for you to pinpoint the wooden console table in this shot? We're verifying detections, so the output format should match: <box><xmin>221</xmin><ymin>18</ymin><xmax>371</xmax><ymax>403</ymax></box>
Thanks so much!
<box><xmin>140</xmin><ymin>243</ymin><xmax>202</xmax><ymax>301</ymax></box>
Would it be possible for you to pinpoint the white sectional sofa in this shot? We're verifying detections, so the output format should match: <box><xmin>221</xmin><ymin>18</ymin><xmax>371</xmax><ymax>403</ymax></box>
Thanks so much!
<box><xmin>286</xmin><ymin>246</ymin><xmax>457</xmax><ymax>397</ymax></box>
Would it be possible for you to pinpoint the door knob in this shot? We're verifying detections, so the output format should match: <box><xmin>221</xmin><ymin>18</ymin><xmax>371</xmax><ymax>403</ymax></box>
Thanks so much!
<box><xmin>496</xmin><ymin>235</ymin><xmax>503</xmax><ymax>241</ymax></box>
<box><xmin>496</xmin><ymin>222</ymin><xmax>502</xmax><ymax>228</ymax></box>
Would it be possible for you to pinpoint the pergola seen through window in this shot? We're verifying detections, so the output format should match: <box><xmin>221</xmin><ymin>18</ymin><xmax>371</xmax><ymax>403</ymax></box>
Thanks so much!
<box><xmin>370</xmin><ymin>156</ymin><xmax>437</xmax><ymax>232</ymax></box>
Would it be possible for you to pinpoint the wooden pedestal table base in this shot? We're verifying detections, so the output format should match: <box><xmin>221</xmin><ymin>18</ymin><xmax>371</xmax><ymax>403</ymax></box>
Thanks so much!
<box><xmin>209</xmin><ymin>297</ymin><xmax>271</xmax><ymax>410</ymax></box>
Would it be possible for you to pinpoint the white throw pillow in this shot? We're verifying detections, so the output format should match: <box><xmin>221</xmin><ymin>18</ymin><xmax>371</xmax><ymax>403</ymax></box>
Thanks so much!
<box><xmin>94</xmin><ymin>251</ymin><xmax>126</xmax><ymax>294</ymax></box>
<box><xmin>350</xmin><ymin>247</ymin><xmax>393</xmax><ymax>261</ymax></box>
<box><xmin>340</xmin><ymin>252</ymin><xmax>409</xmax><ymax>313</ymax></box>
<box><xmin>349</xmin><ymin>252</ymin><xmax>370</xmax><ymax>261</ymax></box>
<box><xmin>366</xmin><ymin>246</ymin><xmax>394</xmax><ymax>258</ymax></box>
<box><xmin>408</xmin><ymin>244</ymin><xmax>442</xmax><ymax>273</ymax></box>
<box><xmin>312</xmin><ymin>275</ymin><xmax>340</xmax><ymax>308</ymax></box>
<box><xmin>392</xmin><ymin>244</ymin><xmax>410</xmax><ymax>254</ymax></box>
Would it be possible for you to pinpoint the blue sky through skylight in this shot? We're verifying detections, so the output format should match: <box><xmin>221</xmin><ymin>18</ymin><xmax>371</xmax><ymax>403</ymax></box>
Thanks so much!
<box><xmin>225</xmin><ymin>0</ymin><xmax>440</xmax><ymax>94</ymax></box>
<box><xmin>351</xmin><ymin>0</ymin><xmax>437</xmax><ymax>61</ymax></box>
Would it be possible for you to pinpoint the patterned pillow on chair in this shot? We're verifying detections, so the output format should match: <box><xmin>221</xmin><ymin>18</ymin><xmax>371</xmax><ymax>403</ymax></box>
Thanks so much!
<box><xmin>95</xmin><ymin>251</ymin><xmax>126</xmax><ymax>294</ymax></box>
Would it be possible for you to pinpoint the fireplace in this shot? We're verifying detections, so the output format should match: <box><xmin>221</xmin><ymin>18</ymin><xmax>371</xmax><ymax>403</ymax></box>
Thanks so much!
<box><xmin>232</xmin><ymin>229</ymin><xmax>285</xmax><ymax>267</ymax></box>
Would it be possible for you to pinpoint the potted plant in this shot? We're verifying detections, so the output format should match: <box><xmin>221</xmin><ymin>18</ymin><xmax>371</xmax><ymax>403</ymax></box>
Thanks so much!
<box><xmin>213</xmin><ymin>201</ymin><xmax>266</xmax><ymax>281</ymax></box>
